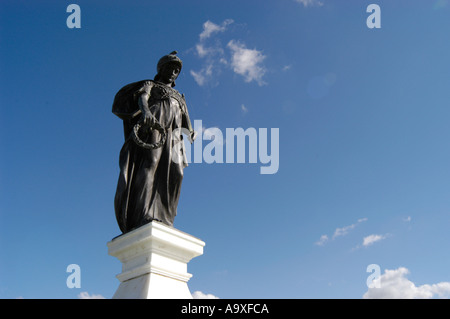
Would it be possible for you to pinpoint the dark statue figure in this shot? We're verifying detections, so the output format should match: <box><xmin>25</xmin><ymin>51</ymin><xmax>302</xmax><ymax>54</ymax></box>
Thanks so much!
<box><xmin>112</xmin><ymin>51</ymin><xmax>196</xmax><ymax>233</ymax></box>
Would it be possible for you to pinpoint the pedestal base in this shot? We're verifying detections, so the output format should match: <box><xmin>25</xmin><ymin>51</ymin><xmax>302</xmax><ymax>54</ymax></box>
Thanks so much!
<box><xmin>107</xmin><ymin>221</ymin><xmax>205</xmax><ymax>299</ymax></box>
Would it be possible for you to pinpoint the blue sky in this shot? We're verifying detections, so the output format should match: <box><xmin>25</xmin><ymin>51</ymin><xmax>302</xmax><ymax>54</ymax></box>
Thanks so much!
<box><xmin>1</xmin><ymin>0</ymin><xmax>450</xmax><ymax>299</ymax></box>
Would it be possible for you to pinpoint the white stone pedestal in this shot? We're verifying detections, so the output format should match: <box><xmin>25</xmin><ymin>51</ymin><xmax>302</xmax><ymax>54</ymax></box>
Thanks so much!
<box><xmin>107</xmin><ymin>221</ymin><xmax>205</xmax><ymax>299</ymax></box>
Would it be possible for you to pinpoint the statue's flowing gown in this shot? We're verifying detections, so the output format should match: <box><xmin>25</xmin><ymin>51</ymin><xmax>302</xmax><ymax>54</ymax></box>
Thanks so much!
<box><xmin>112</xmin><ymin>80</ymin><xmax>192</xmax><ymax>233</ymax></box>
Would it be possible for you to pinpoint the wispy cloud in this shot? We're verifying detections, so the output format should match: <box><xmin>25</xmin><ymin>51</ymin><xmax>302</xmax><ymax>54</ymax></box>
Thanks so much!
<box><xmin>190</xmin><ymin>20</ymin><xmax>233</xmax><ymax>86</ymax></box>
<box><xmin>315</xmin><ymin>234</ymin><xmax>329</xmax><ymax>246</ymax></box>
<box><xmin>78</xmin><ymin>291</ymin><xmax>105</xmax><ymax>299</ymax></box>
<box><xmin>191</xmin><ymin>19</ymin><xmax>267</xmax><ymax>87</ymax></box>
<box><xmin>199</xmin><ymin>19</ymin><xmax>234</xmax><ymax>41</ymax></box>
<box><xmin>295</xmin><ymin>0</ymin><xmax>324</xmax><ymax>7</ymax></box>
<box><xmin>316</xmin><ymin>218</ymin><xmax>394</xmax><ymax>250</ymax></box>
<box><xmin>362</xmin><ymin>234</ymin><xmax>388</xmax><ymax>247</ymax></box>
<box><xmin>351</xmin><ymin>233</ymin><xmax>390</xmax><ymax>250</ymax></box>
<box><xmin>190</xmin><ymin>64</ymin><xmax>213</xmax><ymax>87</ymax></box>
<box><xmin>192</xmin><ymin>291</ymin><xmax>219</xmax><ymax>299</ymax></box>
<box><xmin>316</xmin><ymin>218</ymin><xmax>367</xmax><ymax>246</ymax></box>
<box><xmin>363</xmin><ymin>267</ymin><xmax>450</xmax><ymax>299</ymax></box>
<box><xmin>333</xmin><ymin>218</ymin><xmax>367</xmax><ymax>240</ymax></box>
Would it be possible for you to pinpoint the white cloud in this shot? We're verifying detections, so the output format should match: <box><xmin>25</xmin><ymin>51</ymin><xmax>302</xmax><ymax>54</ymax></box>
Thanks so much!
<box><xmin>363</xmin><ymin>267</ymin><xmax>450</xmax><ymax>299</ymax></box>
<box><xmin>199</xmin><ymin>19</ymin><xmax>234</xmax><ymax>41</ymax></box>
<box><xmin>227</xmin><ymin>40</ymin><xmax>266</xmax><ymax>85</ymax></box>
<box><xmin>195</xmin><ymin>44</ymin><xmax>211</xmax><ymax>58</ymax></box>
<box><xmin>332</xmin><ymin>218</ymin><xmax>367</xmax><ymax>240</ymax></box>
<box><xmin>241</xmin><ymin>104</ymin><xmax>248</xmax><ymax>114</ymax></box>
<box><xmin>195</xmin><ymin>43</ymin><xmax>224</xmax><ymax>59</ymax></box>
<box><xmin>190</xmin><ymin>70</ymin><xmax>206</xmax><ymax>86</ymax></box>
<box><xmin>362</xmin><ymin>234</ymin><xmax>388</xmax><ymax>247</ymax></box>
<box><xmin>191</xmin><ymin>19</ymin><xmax>267</xmax><ymax>87</ymax></box>
<box><xmin>316</xmin><ymin>218</ymin><xmax>367</xmax><ymax>246</ymax></box>
<box><xmin>191</xmin><ymin>20</ymin><xmax>231</xmax><ymax>86</ymax></box>
<box><xmin>190</xmin><ymin>64</ymin><xmax>213</xmax><ymax>86</ymax></box>
<box><xmin>295</xmin><ymin>0</ymin><xmax>324</xmax><ymax>7</ymax></box>
<box><xmin>78</xmin><ymin>291</ymin><xmax>105</xmax><ymax>299</ymax></box>
<box><xmin>192</xmin><ymin>291</ymin><xmax>219</xmax><ymax>299</ymax></box>
<box><xmin>333</xmin><ymin>224</ymin><xmax>356</xmax><ymax>239</ymax></box>
<box><xmin>315</xmin><ymin>234</ymin><xmax>329</xmax><ymax>246</ymax></box>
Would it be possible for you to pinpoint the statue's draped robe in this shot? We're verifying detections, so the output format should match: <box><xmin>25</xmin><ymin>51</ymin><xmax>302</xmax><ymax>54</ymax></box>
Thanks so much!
<box><xmin>112</xmin><ymin>80</ymin><xmax>193</xmax><ymax>233</ymax></box>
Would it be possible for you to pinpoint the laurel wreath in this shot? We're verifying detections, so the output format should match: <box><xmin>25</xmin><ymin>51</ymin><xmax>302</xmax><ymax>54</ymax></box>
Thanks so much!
<box><xmin>132</xmin><ymin>121</ymin><xmax>166</xmax><ymax>149</ymax></box>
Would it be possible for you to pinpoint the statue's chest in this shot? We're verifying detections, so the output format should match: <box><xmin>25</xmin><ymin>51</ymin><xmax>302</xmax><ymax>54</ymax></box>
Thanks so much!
<box><xmin>150</xmin><ymin>84</ymin><xmax>181</xmax><ymax>102</ymax></box>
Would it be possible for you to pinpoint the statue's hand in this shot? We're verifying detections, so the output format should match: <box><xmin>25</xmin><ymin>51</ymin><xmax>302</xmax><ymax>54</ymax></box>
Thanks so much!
<box><xmin>189</xmin><ymin>130</ymin><xmax>198</xmax><ymax>143</ymax></box>
<box><xmin>141</xmin><ymin>111</ymin><xmax>156</xmax><ymax>127</ymax></box>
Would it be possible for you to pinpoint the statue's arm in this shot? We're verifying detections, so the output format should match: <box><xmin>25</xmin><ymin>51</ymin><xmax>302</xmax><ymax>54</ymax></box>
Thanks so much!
<box><xmin>180</xmin><ymin>95</ymin><xmax>197</xmax><ymax>143</ymax></box>
<box><xmin>137</xmin><ymin>82</ymin><xmax>155</xmax><ymax>126</ymax></box>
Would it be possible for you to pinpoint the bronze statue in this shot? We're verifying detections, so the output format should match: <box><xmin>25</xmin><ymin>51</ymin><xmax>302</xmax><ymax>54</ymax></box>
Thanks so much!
<box><xmin>112</xmin><ymin>51</ymin><xmax>196</xmax><ymax>233</ymax></box>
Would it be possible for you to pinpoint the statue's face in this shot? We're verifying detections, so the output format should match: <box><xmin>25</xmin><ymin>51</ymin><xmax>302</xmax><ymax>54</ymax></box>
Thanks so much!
<box><xmin>159</xmin><ymin>63</ymin><xmax>181</xmax><ymax>85</ymax></box>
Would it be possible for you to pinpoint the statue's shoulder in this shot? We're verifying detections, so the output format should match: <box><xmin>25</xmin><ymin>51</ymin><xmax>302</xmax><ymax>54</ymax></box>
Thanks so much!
<box><xmin>112</xmin><ymin>79</ymin><xmax>152</xmax><ymax>120</ymax></box>
<box><xmin>115</xmin><ymin>79</ymin><xmax>152</xmax><ymax>96</ymax></box>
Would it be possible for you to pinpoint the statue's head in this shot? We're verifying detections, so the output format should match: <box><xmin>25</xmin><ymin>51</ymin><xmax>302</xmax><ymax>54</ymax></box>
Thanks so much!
<box><xmin>155</xmin><ymin>51</ymin><xmax>182</xmax><ymax>87</ymax></box>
